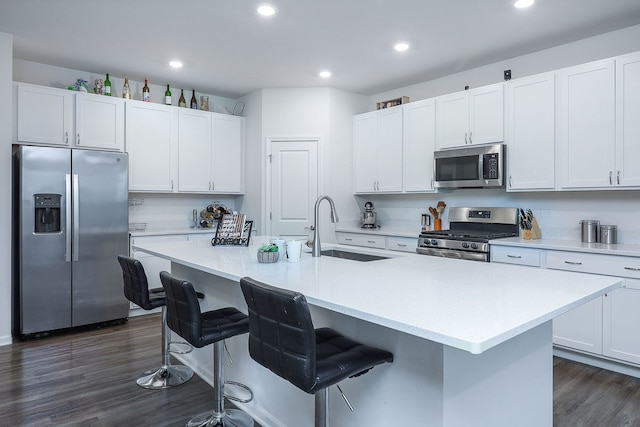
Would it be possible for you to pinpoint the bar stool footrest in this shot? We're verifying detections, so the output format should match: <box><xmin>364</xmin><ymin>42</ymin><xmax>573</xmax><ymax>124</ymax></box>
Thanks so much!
<box><xmin>186</xmin><ymin>408</ymin><xmax>254</xmax><ymax>427</ymax></box>
<box><xmin>223</xmin><ymin>380</ymin><xmax>254</xmax><ymax>403</ymax></box>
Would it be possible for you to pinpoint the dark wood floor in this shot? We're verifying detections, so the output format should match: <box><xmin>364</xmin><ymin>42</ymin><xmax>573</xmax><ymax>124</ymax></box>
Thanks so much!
<box><xmin>3</xmin><ymin>314</ymin><xmax>640</xmax><ymax>426</ymax></box>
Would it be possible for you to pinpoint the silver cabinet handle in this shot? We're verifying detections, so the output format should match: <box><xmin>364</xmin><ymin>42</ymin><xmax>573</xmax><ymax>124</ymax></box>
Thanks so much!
<box><xmin>209</xmin><ymin>182</ymin><xmax>212</xmax><ymax>191</ymax></box>
<box><xmin>344</xmin><ymin>238</ymin><xmax>353</xmax><ymax>241</ymax></box>
<box><xmin>396</xmin><ymin>243</ymin><xmax>407</xmax><ymax>247</ymax></box>
<box><xmin>212</xmin><ymin>180</ymin><xmax>215</xmax><ymax>191</ymax></box>
<box><xmin>65</xmin><ymin>131</ymin><xmax>69</xmax><ymax>144</ymax></box>
<box><xmin>65</xmin><ymin>174</ymin><xmax>72</xmax><ymax>262</ymax></box>
<box><xmin>507</xmin><ymin>254</ymin><xmax>522</xmax><ymax>259</ymax></box>
<box><xmin>171</xmin><ymin>180</ymin><xmax>174</xmax><ymax>190</ymax></box>
<box><xmin>72</xmin><ymin>174</ymin><xmax>79</xmax><ymax>262</ymax></box>
<box><xmin>469</xmin><ymin>131</ymin><xmax>473</xmax><ymax>144</ymax></box>
<box><xmin>609</xmin><ymin>171</ymin><xmax>613</xmax><ymax>185</ymax></box>
<box><xmin>564</xmin><ymin>261</ymin><xmax>582</xmax><ymax>265</ymax></box>
<box><xmin>464</xmin><ymin>132</ymin><xmax>468</xmax><ymax>144</ymax></box>
<box><xmin>509</xmin><ymin>175</ymin><xmax>512</xmax><ymax>188</ymax></box>
<box><xmin>617</xmin><ymin>170</ymin><xmax>621</xmax><ymax>185</ymax></box>
<box><xmin>367</xmin><ymin>240</ymin><xmax>376</xmax><ymax>244</ymax></box>
<box><xmin>77</xmin><ymin>133</ymin><xmax>80</xmax><ymax>145</ymax></box>
<box><xmin>624</xmin><ymin>266</ymin><xmax>640</xmax><ymax>271</ymax></box>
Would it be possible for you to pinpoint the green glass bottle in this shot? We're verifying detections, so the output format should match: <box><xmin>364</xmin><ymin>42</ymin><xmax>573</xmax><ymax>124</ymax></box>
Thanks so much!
<box><xmin>164</xmin><ymin>84</ymin><xmax>172</xmax><ymax>105</ymax></box>
<box><xmin>104</xmin><ymin>73</ymin><xmax>111</xmax><ymax>96</ymax></box>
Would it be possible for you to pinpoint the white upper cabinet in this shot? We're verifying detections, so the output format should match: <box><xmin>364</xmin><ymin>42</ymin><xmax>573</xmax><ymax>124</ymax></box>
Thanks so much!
<box><xmin>178</xmin><ymin>109</ymin><xmax>213</xmax><ymax>192</ymax></box>
<box><xmin>436</xmin><ymin>83</ymin><xmax>504</xmax><ymax>149</ymax></box>
<box><xmin>126</xmin><ymin>101</ymin><xmax>178</xmax><ymax>192</ymax></box>
<box><xmin>353</xmin><ymin>107</ymin><xmax>403</xmax><ymax>193</ymax></box>
<box><xmin>211</xmin><ymin>114</ymin><xmax>243</xmax><ymax>193</ymax></box>
<box><xmin>178</xmin><ymin>110</ymin><xmax>244</xmax><ymax>194</ymax></box>
<box><xmin>615</xmin><ymin>52</ymin><xmax>640</xmax><ymax>187</ymax></box>
<box><xmin>505</xmin><ymin>73</ymin><xmax>556</xmax><ymax>191</ymax></box>
<box><xmin>403</xmin><ymin>99</ymin><xmax>436</xmax><ymax>192</ymax></box>
<box><xmin>16</xmin><ymin>83</ymin><xmax>73</xmax><ymax>147</ymax></box>
<box><xmin>557</xmin><ymin>59</ymin><xmax>616</xmax><ymax>189</ymax></box>
<box><xmin>75</xmin><ymin>93</ymin><xmax>125</xmax><ymax>151</ymax></box>
<box><xmin>15</xmin><ymin>83</ymin><xmax>124</xmax><ymax>151</ymax></box>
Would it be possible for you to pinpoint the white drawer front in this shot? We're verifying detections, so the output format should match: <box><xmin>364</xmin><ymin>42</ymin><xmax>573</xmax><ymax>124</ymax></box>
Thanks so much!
<box><xmin>547</xmin><ymin>250</ymin><xmax>640</xmax><ymax>279</ymax></box>
<box><xmin>491</xmin><ymin>246</ymin><xmax>541</xmax><ymax>267</ymax></box>
<box><xmin>337</xmin><ymin>233</ymin><xmax>386</xmax><ymax>249</ymax></box>
<box><xmin>387</xmin><ymin>236</ymin><xmax>417</xmax><ymax>253</ymax></box>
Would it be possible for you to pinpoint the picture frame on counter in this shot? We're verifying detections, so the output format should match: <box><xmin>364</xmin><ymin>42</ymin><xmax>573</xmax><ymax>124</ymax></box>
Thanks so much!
<box><xmin>211</xmin><ymin>214</ymin><xmax>253</xmax><ymax>247</ymax></box>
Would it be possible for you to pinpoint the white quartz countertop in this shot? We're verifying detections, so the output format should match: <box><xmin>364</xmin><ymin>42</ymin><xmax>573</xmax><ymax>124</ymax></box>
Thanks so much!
<box><xmin>130</xmin><ymin>227</ymin><xmax>217</xmax><ymax>237</ymax></box>
<box><xmin>133</xmin><ymin>236</ymin><xmax>623</xmax><ymax>355</ymax></box>
<box><xmin>490</xmin><ymin>237</ymin><xmax>640</xmax><ymax>258</ymax></box>
<box><xmin>335</xmin><ymin>221</ymin><xmax>420</xmax><ymax>238</ymax></box>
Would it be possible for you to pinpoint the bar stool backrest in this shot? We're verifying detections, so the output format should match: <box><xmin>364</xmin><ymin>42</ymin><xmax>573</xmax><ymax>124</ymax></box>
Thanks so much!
<box><xmin>240</xmin><ymin>277</ymin><xmax>317</xmax><ymax>393</ymax></box>
<box><xmin>117</xmin><ymin>255</ymin><xmax>158</xmax><ymax>310</ymax></box>
<box><xmin>159</xmin><ymin>271</ymin><xmax>206</xmax><ymax>348</ymax></box>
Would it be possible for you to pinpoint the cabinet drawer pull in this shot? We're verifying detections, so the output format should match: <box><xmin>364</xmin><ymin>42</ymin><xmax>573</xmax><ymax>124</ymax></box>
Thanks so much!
<box><xmin>396</xmin><ymin>243</ymin><xmax>407</xmax><ymax>247</ymax></box>
<box><xmin>564</xmin><ymin>261</ymin><xmax>582</xmax><ymax>265</ymax></box>
<box><xmin>344</xmin><ymin>238</ymin><xmax>353</xmax><ymax>241</ymax></box>
<box><xmin>624</xmin><ymin>266</ymin><xmax>640</xmax><ymax>271</ymax></box>
<box><xmin>507</xmin><ymin>254</ymin><xmax>522</xmax><ymax>259</ymax></box>
<box><xmin>367</xmin><ymin>240</ymin><xmax>376</xmax><ymax>244</ymax></box>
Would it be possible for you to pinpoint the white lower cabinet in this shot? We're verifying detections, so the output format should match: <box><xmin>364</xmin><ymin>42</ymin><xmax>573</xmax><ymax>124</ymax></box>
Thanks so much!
<box><xmin>336</xmin><ymin>232</ymin><xmax>417</xmax><ymax>253</ymax></box>
<box><xmin>492</xmin><ymin>245</ymin><xmax>640</xmax><ymax>367</ymax></box>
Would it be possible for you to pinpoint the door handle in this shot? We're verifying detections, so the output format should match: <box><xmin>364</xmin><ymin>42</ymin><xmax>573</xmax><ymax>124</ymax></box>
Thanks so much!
<box><xmin>564</xmin><ymin>261</ymin><xmax>582</xmax><ymax>265</ymax></box>
<box><xmin>73</xmin><ymin>174</ymin><xmax>79</xmax><ymax>262</ymax></box>
<box><xmin>507</xmin><ymin>254</ymin><xmax>522</xmax><ymax>259</ymax></box>
<box><xmin>65</xmin><ymin>174</ymin><xmax>72</xmax><ymax>262</ymax></box>
<box><xmin>609</xmin><ymin>171</ymin><xmax>613</xmax><ymax>185</ymax></box>
<box><xmin>464</xmin><ymin>133</ymin><xmax>468</xmax><ymax>144</ymax></box>
<box><xmin>617</xmin><ymin>170</ymin><xmax>621</xmax><ymax>185</ymax></box>
<box><xmin>469</xmin><ymin>131</ymin><xmax>473</xmax><ymax>144</ymax></box>
<box><xmin>624</xmin><ymin>266</ymin><xmax>640</xmax><ymax>271</ymax></box>
<box><xmin>77</xmin><ymin>133</ymin><xmax>80</xmax><ymax>145</ymax></box>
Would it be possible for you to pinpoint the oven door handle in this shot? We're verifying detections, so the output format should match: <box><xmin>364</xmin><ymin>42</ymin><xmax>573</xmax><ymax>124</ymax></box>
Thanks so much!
<box><xmin>416</xmin><ymin>247</ymin><xmax>489</xmax><ymax>262</ymax></box>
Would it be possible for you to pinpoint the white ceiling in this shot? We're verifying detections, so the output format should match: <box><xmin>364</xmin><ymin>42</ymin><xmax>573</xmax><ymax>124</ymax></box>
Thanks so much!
<box><xmin>1</xmin><ymin>0</ymin><xmax>640</xmax><ymax>99</ymax></box>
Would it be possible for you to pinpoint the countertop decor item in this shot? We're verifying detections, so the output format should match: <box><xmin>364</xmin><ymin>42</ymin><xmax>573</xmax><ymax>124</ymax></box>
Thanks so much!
<box><xmin>520</xmin><ymin>208</ymin><xmax>541</xmax><ymax>240</ymax></box>
<box><xmin>257</xmin><ymin>243</ymin><xmax>279</xmax><ymax>263</ymax></box>
<box><xmin>211</xmin><ymin>214</ymin><xmax>253</xmax><ymax>246</ymax></box>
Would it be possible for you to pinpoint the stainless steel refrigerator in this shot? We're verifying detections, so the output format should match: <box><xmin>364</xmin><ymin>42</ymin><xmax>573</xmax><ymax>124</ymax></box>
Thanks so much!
<box><xmin>13</xmin><ymin>145</ymin><xmax>129</xmax><ymax>336</ymax></box>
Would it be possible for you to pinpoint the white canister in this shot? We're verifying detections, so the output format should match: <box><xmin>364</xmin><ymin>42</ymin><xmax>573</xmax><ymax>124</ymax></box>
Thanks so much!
<box><xmin>270</xmin><ymin>238</ymin><xmax>286</xmax><ymax>261</ymax></box>
<box><xmin>285</xmin><ymin>240</ymin><xmax>302</xmax><ymax>263</ymax></box>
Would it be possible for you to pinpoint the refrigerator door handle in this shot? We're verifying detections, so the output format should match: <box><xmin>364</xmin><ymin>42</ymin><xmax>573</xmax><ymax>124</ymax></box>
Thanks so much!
<box><xmin>65</xmin><ymin>173</ymin><xmax>72</xmax><ymax>262</ymax></box>
<box><xmin>73</xmin><ymin>174</ymin><xmax>80</xmax><ymax>262</ymax></box>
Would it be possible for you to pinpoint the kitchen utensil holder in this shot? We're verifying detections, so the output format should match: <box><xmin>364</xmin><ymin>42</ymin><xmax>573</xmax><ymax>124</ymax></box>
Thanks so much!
<box><xmin>521</xmin><ymin>218</ymin><xmax>542</xmax><ymax>240</ymax></box>
<box><xmin>434</xmin><ymin>218</ymin><xmax>442</xmax><ymax>231</ymax></box>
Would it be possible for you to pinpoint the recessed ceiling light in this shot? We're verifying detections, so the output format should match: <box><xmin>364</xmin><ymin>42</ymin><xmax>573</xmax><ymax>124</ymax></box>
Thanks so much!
<box><xmin>394</xmin><ymin>42</ymin><xmax>410</xmax><ymax>52</ymax></box>
<box><xmin>169</xmin><ymin>60</ymin><xmax>183</xmax><ymax>68</ymax></box>
<box><xmin>257</xmin><ymin>4</ymin><xmax>276</xmax><ymax>16</ymax></box>
<box><xmin>514</xmin><ymin>0</ymin><xmax>534</xmax><ymax>8</ymax></box>
<box><xmin>319</xmin><ymin>70</ymin><xmax>332</xmax><ymax>79</ymax></box>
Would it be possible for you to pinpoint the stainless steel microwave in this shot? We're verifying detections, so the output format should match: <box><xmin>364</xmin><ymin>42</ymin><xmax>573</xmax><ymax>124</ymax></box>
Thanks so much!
<box><xmin>433</xmin><ymin>143</ymin><xmax>505</xmax><ymax>189</ymax></box>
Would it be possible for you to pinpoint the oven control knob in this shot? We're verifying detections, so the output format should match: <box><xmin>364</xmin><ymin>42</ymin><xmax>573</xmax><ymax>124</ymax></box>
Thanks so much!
<box><xmin>430</xmin><ymin>239</ymin><xmax>438</xmax><ymax>246</ymax></box>
<box><xmin>471</xmin><ymin>243</ymin><xmax>478</xmax><ymax>249</ymax></box>
<box><xmin>462</xmin><ymin>242</ymin><xmax>469</xmax><ymax>248</ymax></box>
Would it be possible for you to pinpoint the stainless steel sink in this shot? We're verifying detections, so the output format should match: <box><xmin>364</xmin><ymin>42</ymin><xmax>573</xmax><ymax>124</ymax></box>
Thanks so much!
<box><xmin>320</xmin><ymin>249</ymin><xmax>390</xmax><ymax>262</ymax></box>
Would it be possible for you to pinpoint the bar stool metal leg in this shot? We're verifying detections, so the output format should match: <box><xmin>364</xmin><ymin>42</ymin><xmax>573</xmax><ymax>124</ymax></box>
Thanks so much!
<box><xmin>315</xmin><ymin>388</ymin><xmax>329</xmax><ymax>427</ymax></box>
<box><xmin>186</xmin><ymin>341</ymin><xmax>253</xmax><ymax>427</ymax></box>
<box><xmin>136</xmin><ymin>306</ymin><xmax>194</xmax><ymax>389</ymax></box>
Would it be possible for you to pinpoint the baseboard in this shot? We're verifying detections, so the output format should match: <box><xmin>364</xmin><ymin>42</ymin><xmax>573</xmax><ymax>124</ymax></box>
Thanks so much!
<box><xmin>0</xmin><ymin>334</ymin><xmax>13</xmax><ymax>347</ymax></box>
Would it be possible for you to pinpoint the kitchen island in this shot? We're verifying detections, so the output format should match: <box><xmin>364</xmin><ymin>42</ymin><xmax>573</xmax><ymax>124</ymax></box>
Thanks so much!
<box><xmin>133</xmin><ymin>237</ymin><xmax>623</xmax><ymax>427</ymax></box>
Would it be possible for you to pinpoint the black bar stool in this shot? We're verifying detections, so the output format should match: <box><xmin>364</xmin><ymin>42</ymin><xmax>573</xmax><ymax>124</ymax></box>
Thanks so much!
<box><xmin>160</xmin><ymin>271</ymin><xmax>254</xmax><ymax>427</ymax></box>
<box><xmin>117</xmin><ymin>255</ymin><xmax>194</xmax><ymax>389</ymax></box>
<box><xmin>239</xmin><ymin>277</ymin><xmax>393</xmax><ymax>427</ymax></box>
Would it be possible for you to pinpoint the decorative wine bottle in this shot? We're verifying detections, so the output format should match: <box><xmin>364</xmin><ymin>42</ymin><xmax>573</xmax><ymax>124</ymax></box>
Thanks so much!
<box><xmin>178</xmin><ymin>89</ymin><xmax>187</xmax><ymax>108</ymax></box>
<box><xmin>104</xmin><ymin>73</ymin><xmax>111</xmax><ymax>96</ymax></box>
<box><xmin>122</xmin><ymin>77</ymin><xmax>131</xmax><ymax>99</ymax></box>
<box><xmin>142</xmin><ymin>79</ymin><xmax>150</xmax><ymax>102</ymax></box>
<box><xmin>190</xmin><ymin>89</ymin><xmax>197</xmax><ymax>109</ymax></box>
<box><xmin>164</xmin><ymin>84</ymin><xmax>172</xmax><ymax>105</ymax></box>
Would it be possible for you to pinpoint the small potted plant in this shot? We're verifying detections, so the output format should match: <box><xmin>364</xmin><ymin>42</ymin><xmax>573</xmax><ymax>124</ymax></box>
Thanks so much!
<box><xmin>257</xmin><ymin>243</ymin><xmax>279</xmax><ymax>263</ymax></box>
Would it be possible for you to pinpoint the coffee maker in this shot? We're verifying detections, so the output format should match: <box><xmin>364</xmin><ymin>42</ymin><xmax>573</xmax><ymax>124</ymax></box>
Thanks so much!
<box><xmin>360</xmin><ymin>201</ymin><xmax>378</xmax><ymax>229</ymax></box>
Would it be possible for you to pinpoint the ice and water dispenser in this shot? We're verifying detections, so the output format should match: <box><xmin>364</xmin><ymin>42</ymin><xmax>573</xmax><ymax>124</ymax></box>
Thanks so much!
<box><xmin>34</xmin><ymin>193</ymin><xmax>61</xmax><ymax>233</ymax></box>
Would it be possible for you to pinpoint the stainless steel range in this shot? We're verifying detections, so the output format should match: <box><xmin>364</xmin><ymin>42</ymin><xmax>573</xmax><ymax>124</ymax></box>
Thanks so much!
<box><xmin>417</xmin><ymin>207</ymin><xmax>519</xmax><ymax>262</ymax></box>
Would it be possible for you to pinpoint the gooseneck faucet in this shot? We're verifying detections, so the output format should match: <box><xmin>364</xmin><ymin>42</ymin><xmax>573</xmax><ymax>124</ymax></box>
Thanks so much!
<box><xmin>312</xmin><ymin>195</ymin><xmax>339</xmax><ymax>257</ymax></box>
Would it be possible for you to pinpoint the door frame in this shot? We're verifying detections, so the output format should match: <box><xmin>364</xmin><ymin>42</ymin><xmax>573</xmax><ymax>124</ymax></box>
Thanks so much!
<box><xmin>264</xmin><ymin>136</ymin><xmax>322</xmax><ymax>237</ymax></box>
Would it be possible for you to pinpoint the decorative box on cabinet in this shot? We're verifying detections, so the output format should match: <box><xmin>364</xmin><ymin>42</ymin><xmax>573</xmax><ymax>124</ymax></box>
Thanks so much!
<box><xmin>436</xmin><ymin>83</ymin><xmax>504</xmax><ymax>149</ymax></box>
<box><xmin>353</xmin><ymin>107</ymin><xmax>403</xmax><ymax>193</ymax></box>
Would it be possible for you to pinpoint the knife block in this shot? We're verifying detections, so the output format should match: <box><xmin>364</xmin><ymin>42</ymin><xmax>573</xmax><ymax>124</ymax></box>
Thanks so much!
<box><xmin>521</xmin><ymin>218</ymin><xmax>542</xmax><ymax>240</ymax></box>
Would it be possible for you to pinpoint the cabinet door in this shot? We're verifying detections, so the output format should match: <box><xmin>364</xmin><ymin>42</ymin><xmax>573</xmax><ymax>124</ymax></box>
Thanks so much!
<box><xmin>436</xmin><ymin>91</ymin><xmax>469</xmax><ymax>149</ymax></box>
<box><xmin>469</xmin><ymin>84</ymin><xmax>504</xmax><ymax>145</ymax></box>
<box><xmin>553</xmin><ymin>297</ymin><xmax>603</xmax><ymax>354</ymax></box>
<box><xmin>615</xmin><ymin>53</ymin><xmax>640</xmax><ymax>187</ymax></box>
<box><xmin>126</xmin><ymin>102</ymin><xmax>178</xmax><ymax>192</ymax></box>
<box><xmin>17</xmin><ymin>84</ymin><xmax>73</xmax><ymax>146</ymax></box>
<box><xmin>376</xmin><ymin>108</ymin><xmax>403</xmax><ymax>192</ymax></box>
<box><xmin>506</xmin><ymin>73</ymin><xmax>555</xmax><ymax>191</ymax></box>
<box><xmin>603</xmin><ymin>279</ymin><xmax>640</xmax><ymax>364</ymax></box>
<box><xmin>212</xmin><ymin>114</ymin><xmax>243</xmax><ymax>193</ymax></box>
<box><xmin>353</xmin><ymin>111</ymin><xmax>378</xmax><ymax>193</ymax></box>
<box><xmin>403</xmin><ymin>99</ymin><xmax>436</xmax><ymax>192</ymax></box>
<box><xmin>75</xmin><ymin>93</ymin><xmax>124</xmax><ymax>151</ymax></box>
<box><xmin>557</xmin><ymin>59</ymin><xmax>615</xmax><ymax>189</ymax></box>
<box><xmin>178</xmin><ymin>109</ymin><xmax>212</xmax><ymax>192</ymax></box>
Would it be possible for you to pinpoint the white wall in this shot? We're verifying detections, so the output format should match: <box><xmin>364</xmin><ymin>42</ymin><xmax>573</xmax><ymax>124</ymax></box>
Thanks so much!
<box><xmin>0</xmin><ymin>33</ymin><xmax>13</xmax><ymax>345</ymax></box>
<box><xmin>13</xmin><ymin>59</ymin><xmax>238</xmax><ymax>114</ymax></box>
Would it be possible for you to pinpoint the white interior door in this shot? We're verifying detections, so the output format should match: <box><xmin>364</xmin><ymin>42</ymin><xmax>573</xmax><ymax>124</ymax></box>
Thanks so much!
<box><xmin>268</xmin><ymin>140</ymin><xmax>318</xmax><ymax>238</ymax></box>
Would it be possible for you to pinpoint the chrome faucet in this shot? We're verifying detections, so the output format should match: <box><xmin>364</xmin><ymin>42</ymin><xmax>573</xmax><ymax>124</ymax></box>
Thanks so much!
<box><xmin>312</xmin><ymin>195</ymin><xmax>339</xmax><ymax>257</ymax></box>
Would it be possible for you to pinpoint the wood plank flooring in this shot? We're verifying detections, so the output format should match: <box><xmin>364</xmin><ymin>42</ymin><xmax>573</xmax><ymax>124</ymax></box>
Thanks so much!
<box><xmin>3</xmin><ymin>314</ymin><xmax>640</xmax><ymax>426</ymax></box>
